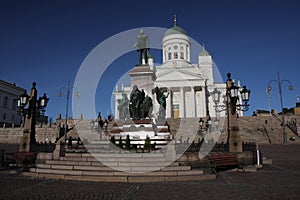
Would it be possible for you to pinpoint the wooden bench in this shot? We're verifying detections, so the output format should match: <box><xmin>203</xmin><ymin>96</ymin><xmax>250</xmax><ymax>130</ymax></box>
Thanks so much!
<box><xmin>15</xmin><ymin>152</ymin><xmax>36</xmax><ymax>167</ymax></box>
<box><xmin>208</xmin><ymin>153</ymin><xmax>243</xmax><ymax>173</ymax></box>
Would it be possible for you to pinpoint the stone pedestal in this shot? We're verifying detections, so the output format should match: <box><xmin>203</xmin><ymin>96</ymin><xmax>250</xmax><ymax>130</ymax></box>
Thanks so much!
<box><xmin>129</xmin><ymin>64</ymin><xmax>156</xmax><ymax>97</ymax></box>
<box><xmin>227</xmin><ymin>78</ymin><xmax>243</xmax><ymax>153</ymax></box>
<box><xmin>165</xmin><ymin>140</ymin><xmax>176</xmax><ymax>161</ymax></box>
<box><xmin>19</xmin><ymin>130</ymin><xmax>31</xmax><ymax>152</ymax></box>
<box><xmin>229</xmin><ymin>126</ymin><xmax>243</xmax><ymax>153</ymax></box>
<box><xmin>19</xmin><ymin>115</ymin><xmax>35</xmax><ymax>152</ymax></box>
<box><xmin>111</xmin><ymin>119</ymin><xmax>171</xmax><ymax>149</ymax></box>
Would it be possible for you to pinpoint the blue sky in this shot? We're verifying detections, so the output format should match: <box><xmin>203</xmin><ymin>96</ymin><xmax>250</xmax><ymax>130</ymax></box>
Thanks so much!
<box><xmin>1</xmin><ymin>0</ymin><xmax>299</xmax><ymax>120</ymax></box>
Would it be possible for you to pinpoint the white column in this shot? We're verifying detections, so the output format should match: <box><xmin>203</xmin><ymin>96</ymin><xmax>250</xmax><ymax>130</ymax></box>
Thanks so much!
<box><xmin>191</xmin><ymin>86</ymin><xmax>196</xmax><ymax>117</ymax></box>
<box><xmin>166</xmin><ymin>88</ymin><xmax>172</xmax><ymax>118</ymax></box>
<box><xmin>201</xmin><ymin>89</ymin><xmax>207</xmax><ymax>117</ymax></box>
<box><xmin>180</xmin><ymin>87</ymin><xmax>186</xmax><ymax>118</ymax></box>
<box><xmin>152</xmin><ymin>92</ymin><xmax>158</xmax><ymax>118</ymax></box>
<box><xmin>115</xmin><ymin>97</ymin><xmax>119</xmax><ymax>119</ymax></box>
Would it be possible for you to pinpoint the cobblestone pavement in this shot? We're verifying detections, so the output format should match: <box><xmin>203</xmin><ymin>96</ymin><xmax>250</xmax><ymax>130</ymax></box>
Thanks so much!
<box><xmin>1</xmin><ymin>144</ymin><xmax>300</xmax><ymax>200</ymax></box>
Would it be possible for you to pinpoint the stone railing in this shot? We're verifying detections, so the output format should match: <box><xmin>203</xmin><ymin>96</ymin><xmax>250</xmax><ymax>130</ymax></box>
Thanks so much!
<box><xmin>175</xmin><ymin>142</ymin><xmax>256</xmax><ymax>154</ymax></box>
<box><xmin>35</xmin><ymin>142</ymin><xmax>56</xmax><ymax>153</ymax></box>
<box><xmin>286</xmin><ymin>117</ymin><xmax>298</xmax><ymax>136</ymax></box>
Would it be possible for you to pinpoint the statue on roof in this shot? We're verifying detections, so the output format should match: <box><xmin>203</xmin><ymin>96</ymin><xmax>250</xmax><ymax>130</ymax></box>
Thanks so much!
<box><xmin>133</xmin><ymin>29</ymin><xmax>150</xmax><ymax>65</ymax></box>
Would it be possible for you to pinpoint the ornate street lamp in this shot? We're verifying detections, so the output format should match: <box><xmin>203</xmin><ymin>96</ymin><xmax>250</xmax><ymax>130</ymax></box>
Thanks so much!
<box><xmin>17</xmin><ymin>82</ymin><xmax>49</xmax><ymax>152</ymax></box>
<box><xmin>229</xmin><ymin>84</ymin><xmax>250</xmax><ymax>115</ymax></box>
<box><xmin>90</xmin><ymin>120</ymin><xmax>95</xmax><ymax>131</ymax></box>
<box><xmin>267</xmin><ymin>72</ymin><xmax>293</xmax><ymax>144</ymax></box>
<box><xmin>211</xmin><ymin>88</ymin><xmax>221</xmax><ymax>104</ymax></box>
<box><xmin>210</xmin><ymin>73</ymin><xmax>251</xmax><ymax>153</ymax></box>
<box><xmin>199</xmin><ymin>116</ymin><xmax>212</xmax><ymax>132</ymax></box>
<box><xmin>210</xmin><ymin>88</ymin><xmax>227</xmax><ymax>114</ymax></box>
<box><xmin>58</xmin><ymin>80</ymin><xmax>79</xmax><ymax>143</ymax></box>
<box><xmin>197</xmin><ymin>116</ymin><xmax>211</xmax><ymax>143</ymax></box>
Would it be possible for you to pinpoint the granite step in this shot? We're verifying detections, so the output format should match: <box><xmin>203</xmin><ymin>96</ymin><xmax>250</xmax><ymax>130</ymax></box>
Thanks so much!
<box><xmin>34</xmin><ymin>163</ymin><xmax>190</xmax><ymax>172</ymax></box>
<box><xmin>42</xmin><ymin>160</ymin><xmax>180</xmax><ymax>168</ymax></box>
<box><xmin>57</xmin><ymin>155</ymin><xmax>168</xmax><ymax>163</ymax></box>
<box><xmin>22</xmin><ymin>171</ymin><xmax>215</xmax><ymax>182</ymax></box>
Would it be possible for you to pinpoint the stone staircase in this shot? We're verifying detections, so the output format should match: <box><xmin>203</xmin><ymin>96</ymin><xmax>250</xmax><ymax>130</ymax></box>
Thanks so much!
<box><xmin>167</xmin><ymin>116</ymin><xmax>300</xmax><ymax>145</ymax></box>
<box><xmin>24</xmin><ymin>120</ymin><xmax>216</xmax><ymax>182</ymax></box>
<box><xmin>22</xmin><ymin>115</ymin><xmax>300</xmax><ymax>182</ymax></box>
<box><xmin>64</xmin><ymin>120</ymin><xmax>111</xmax><ymax>144</ymax></box>
<box><xmin>237</xmin><ymin>115</ymin><xmax>300</xmax><ymax>144</ymax></box>
<box><xmin>24</xmin><ymin>151</ymin><xmax>215</xmax><ymax>182</ymax></box>
<box><xmin>64</xmin><ymin>115</ymin><xmax>300</xmax><ymax>145</ymax></box>
<box><xmin>167</xmin><ymin>118</ymin><xmax>199</xmax><ymax>141</ymax></box>
<box><xmin>214</xmin><ymin>115</ymin><xmax>300</xmax><ymax>144</ymax></box>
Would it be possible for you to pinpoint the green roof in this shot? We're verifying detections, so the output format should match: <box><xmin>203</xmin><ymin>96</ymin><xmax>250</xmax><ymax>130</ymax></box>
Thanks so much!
<box><xmin>164</xmin><ymin>25</ymin><xmax>188</xmax><ymax>37</ymax></box>
<box><xmin>199</xmin><ymin>46</ymin><xmax>210</xmax><ymax>56</ymax></box>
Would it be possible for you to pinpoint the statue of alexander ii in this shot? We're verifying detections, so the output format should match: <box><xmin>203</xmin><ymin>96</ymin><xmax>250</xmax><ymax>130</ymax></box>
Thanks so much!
<box><xmin>133</xmin><ymin>29</ymin><xmax>150</xmax><ymax>65</ymax></box>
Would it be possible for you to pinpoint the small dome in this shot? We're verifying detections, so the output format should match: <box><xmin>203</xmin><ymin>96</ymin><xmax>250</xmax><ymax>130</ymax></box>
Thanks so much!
<box><xmin>199</xmin><ymin>46</ymin><xmax>210</xmax><ymax>56</ymax></box>
<box><xmin>164</xmin><ymin>16</ymin><xmax>188</xmax><ymax>37</ymax></box>
<box><xmin>164</xmin><ymin>25</ymin><xmax>188</xmax><ymax>37</ymax></box>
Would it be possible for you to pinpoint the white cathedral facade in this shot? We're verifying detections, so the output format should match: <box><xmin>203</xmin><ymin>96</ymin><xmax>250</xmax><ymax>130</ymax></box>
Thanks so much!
<box><xmin>114</xmin><ymin>20</ymin><xmax>227</xmax><ymax>119</ymax></box>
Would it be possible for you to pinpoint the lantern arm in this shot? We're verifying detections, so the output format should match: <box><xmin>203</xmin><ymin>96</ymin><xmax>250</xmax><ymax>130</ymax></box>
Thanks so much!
<box><xmin>210</xmin><ymin>88</ymin><xmax>227</xmax><ymax>112</ymax></box>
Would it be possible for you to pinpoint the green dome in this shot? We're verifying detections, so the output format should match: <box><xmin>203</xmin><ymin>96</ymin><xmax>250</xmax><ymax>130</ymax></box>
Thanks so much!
<box><xmin>164</xmin><ymin>25</ymin><xmax>188</xmax><ymax>37</ymax></box>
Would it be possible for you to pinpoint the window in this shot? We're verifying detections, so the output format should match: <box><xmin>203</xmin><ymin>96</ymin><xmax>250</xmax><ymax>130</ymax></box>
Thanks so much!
<box><xmin>12</xmin><ymin>99</ymin><xmax>17</xmax><ymax>110</ymax></box>
<box><xmin>2</xmin><ymin>113</ymin><xmax>6</xmax><ymax>120</ymax></box>
<box><xmin>174</xmin><ymin>52</ymin><xmax>178</xmax><ymax>59</ymax></box>
<box><xmin>3</xmin><ymin>96</ymin><xmax>8</xmax><ymax>109</ymax></box>
<box><xmin>180</xmin><ymin>52</ymin><xmax>184</xmax><ymax>59</ymax></box>
<box><xmin>168</xmin><ymin>52</ymin><xmax>172</xmax><ymax>60</ymax></box>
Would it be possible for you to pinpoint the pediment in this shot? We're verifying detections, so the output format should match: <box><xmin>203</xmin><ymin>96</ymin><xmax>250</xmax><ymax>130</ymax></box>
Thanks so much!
<box><xmin>156</xmin><ymin>68</ymin><xmax>203</xmax><ymax>81</ymax></box>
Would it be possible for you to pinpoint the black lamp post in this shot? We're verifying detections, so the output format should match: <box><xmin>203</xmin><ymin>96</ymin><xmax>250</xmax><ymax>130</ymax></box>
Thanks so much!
<box><xmin>210</xmin><ymin>87</ymin><xmax>227</xmax><ymax>116</ymax></box>
<box><xmin>58</xmin><ymin>80</ymin><xmax>79</xmax><ymax>144</ymax></box>
<box><xmin>97</xmin><ymin>112</ymin><xmax>103</xmax><ymax>140</ymax></box>
<box><xmin>199</xmin><ymin>116</ymin><xmax>212</xmax><ymax>132</ymax></box>
<box><xmin>226</xmin><ymin>73</ymin><xmax>250</xmax><ymax>115</ymax></box>
<box><xmin>210</xmin><ymin>73</ymin><xmax>250</xmax><ymax>153</ymax></box>
<box><xmin>211</xmin><ymin>73</ymin><xmax>250</xmax><ymax>115</ymax></box>
<box><xmin>197</xmin><ymin>116</ymin><xmax>212</xmax><ymax>143</ymax></box>
<box><xmin>267</xmin><ymin>72</ymin><xmax>293</xmax><ymax>144</ymax></box>
<box><xmin>17</xmin><ymin>82</ymin><xmax>49</xmax><ymax>152</ymax></box>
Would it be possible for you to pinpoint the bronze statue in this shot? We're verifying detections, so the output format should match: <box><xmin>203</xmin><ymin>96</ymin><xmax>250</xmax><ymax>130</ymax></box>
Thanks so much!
<box><xmin>141</xmin><ymin>95</ymin><xmax>153</xmax><ymax>119</ymax></box>
<box><xmin>129</xmin><ymin>85</ymin><xmax>153</xmax><ymax>120</ymax></box>
<box><xmin>129</xmin><ymin>85</ymin><xmax>142</xmax><ymax>120</ymax></box>
<box><xmin>154</xmin><ymin>86</ymin><xmax>170</xmax><ymax>119</ymax></box>
<box><xmin>117</xmin><ymin>93</ymin><xmax>129</xmax><ymax>120</ymax></box>
<box><xmin>133</xmin><ymin>29</ymin><xmax>150</xmax><ymax>65</ymax></box>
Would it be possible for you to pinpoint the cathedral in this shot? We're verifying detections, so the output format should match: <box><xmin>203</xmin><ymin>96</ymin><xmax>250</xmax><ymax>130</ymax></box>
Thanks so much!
<box><xmin>114</xmin><ymin>18</ymin><xmax>227</xmax><ymax>119</ymax></box>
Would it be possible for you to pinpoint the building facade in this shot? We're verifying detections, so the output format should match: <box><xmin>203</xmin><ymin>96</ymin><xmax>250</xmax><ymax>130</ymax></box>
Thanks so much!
<box><xmin>114</xmin><ymin>20</ymin><xmax>227</xmax><ymax>119</ymax></box>
<box><xmin>0</xmin><ymin>80</ymin><xmax>26</xmax><ymax>126</ymax></box>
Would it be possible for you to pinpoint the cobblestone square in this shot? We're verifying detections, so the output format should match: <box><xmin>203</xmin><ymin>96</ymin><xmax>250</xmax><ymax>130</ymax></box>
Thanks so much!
<box><xmin>1</xmin><ymin>144</ymin><xmax>300</xmax><ymax>200</ymax></box>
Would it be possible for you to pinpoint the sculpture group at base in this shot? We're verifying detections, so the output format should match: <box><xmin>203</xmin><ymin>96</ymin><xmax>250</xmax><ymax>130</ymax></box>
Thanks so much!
<box><xmin>117</xmin><ymin>85</ymin><xmax>170</xmax><ymax>121</ymax></box>
<box><xmin>118</xmin><ymin>85</ymin><xmax>153</xmax><ymax>120</ymax></box>
<box><xmin>117</xmin><ymin>93</ymin><xmax>129</xmax><ymax>120</ymax></box>
<box><xmin>153</xmin><ymin>86</ymin><xmax>170</xmax><ymax>120</ymax></box>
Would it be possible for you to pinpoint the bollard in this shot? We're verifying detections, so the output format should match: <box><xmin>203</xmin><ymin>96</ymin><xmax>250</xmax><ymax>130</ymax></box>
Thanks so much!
<box><xmin>255</xmin><ymin>144</ymin><xmax>263</xmax><ymax>168</ymax></box>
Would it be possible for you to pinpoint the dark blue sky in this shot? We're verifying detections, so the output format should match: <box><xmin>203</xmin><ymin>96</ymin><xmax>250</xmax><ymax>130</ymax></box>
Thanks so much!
<box><xmin>1</xmin><ymin>0</ymin><xmax>299</xmax><ymax>120</ymax></box>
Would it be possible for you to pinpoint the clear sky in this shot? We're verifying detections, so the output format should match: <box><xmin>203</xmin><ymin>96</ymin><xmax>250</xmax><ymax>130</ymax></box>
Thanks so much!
<box><xmin>1</xmin><ymin>0</ymin><xmax>299</xmax><ymax>121</ymax></box>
